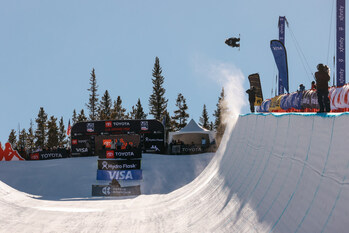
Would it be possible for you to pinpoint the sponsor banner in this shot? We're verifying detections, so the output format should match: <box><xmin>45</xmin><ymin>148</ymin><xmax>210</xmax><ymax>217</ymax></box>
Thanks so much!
<box><xmin>105</xmin><ymin>121</ymin><xmax>112</xmax><ymax>128</ymax></box>
<box><xmin>278</xmin><ymin>16</ymin><xmax>286</xmax><ymax>48</ymax></box>
<box><xmin>337</xmin><ymin>0</ymin><xmax>346</xmax><ymax>86</ymax></box>
<box><xmin>87</xmin><ymin>123</ymin><xmax>95</xmax><ymax>132</ymax></box>
<box><xmin>98</xmin><ymin>135</ymin><xmax>141</xmax><ymax>153</ymax></box>
<box><xmin>72</xmin><ymin>120</ymin><xmax>164</xmax><ymax>135</ymax></box>
<box><xmin>71</xmin><ymin>147</ymin><xmax>90</xmax><ymax>155</ymax></box>
<box><xmin>278</xmin><ymin>16</ymin><xmax>286</xmax><ymax>95</ymax></box>
<box><xmin>74</xmin><ymin>147</ymin><xmax>89</xmax><ymax>153</ymax></box>
<box><xmin>96</xmin><ymin>169</ymin><xmax>142</xmax><ymax>181</ymax></box>
<box><xmin>144</xmin><ymin>137</ymin><xmax>164</xmax><ymax>143</ymax></box>
<box><xmin>143</xmin><ymin>134</ymin><xmax>165</xmax><ymax>153</ymax></box>
<box><xmin>270</xmin><ymin>40</ymin><xmax>289</xmax><ymax>95</ymax></box>
<box><xmin>30</xmin><ymin>153</ymin><xmax>40</xmax><ymax>160</ymax></box>
<box><xmin>29</xmin><ymin>150</ymin><xmax>69</xmax><ymax>160</ymax></box>
<box><xmin>140</xmin><ymin>121</ymin><xmax>148</xmax><ymax>131</ymax></box>
<box><xmin>98</xmin><ymin>159</ymin><xmax>141</xmax><ymax>170</ymax></box>
<box><xmin>145</xmin><ymin>145</ymin><xmax>161</xmax><ymax>153</ymax></box>
<box><xmin>99</xmin><ymin>148</ymin><xmax>142</xmax><ymax>159</ymax></box>
<box><xmin>71</xmin><ymin>120</ymin><xmax>165</xmax><ymax>155</ymax></box>
<box><xmin>91</xmin><ymin>185</ymin><xmax>141</xmax><ymax>197</ymax></box>
<box><xmin>72</xmin><ymin>139</ymin><xmax>91</xmax><ymax>145</ymax></box>
<box><xmin>103</xmin><ymin>139</ymin><xmax>112</xmax><ymax>148</ymax></box>
<box><xmin>0</xmin><ymin>142</ymin><xmax>24</xmax><ymax>161</ymax></box>
<box><xmin>106</xmin><ymin>150</ymin><xmax>114</xmax><ymax>159</ymax></box>
<box><xmin>71</xmin><ymin>135</ymin><xmax>95</xmax><ymax>156</ymax></box>
<box><xmin>181</xmin><ymin>145</ymin><xmax>202</xmax><ymax>154</ymax></box>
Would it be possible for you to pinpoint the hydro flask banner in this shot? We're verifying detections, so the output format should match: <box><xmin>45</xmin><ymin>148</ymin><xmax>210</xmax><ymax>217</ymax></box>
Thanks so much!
<box><xmin>98</xmin><ymin>159</ymin><xmax>141</xmax><ymax>170</ymax></box>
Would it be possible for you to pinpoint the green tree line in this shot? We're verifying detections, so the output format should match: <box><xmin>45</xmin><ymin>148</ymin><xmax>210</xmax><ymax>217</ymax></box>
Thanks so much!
<box><xmin>7</xmin><ymin>57</ymin><xmax>227</xmax><ymax>150</ymax></box>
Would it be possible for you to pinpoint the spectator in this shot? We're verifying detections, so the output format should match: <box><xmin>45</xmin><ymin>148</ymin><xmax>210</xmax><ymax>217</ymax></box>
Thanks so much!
<box><xmin>298</xmin><ymin>84</ymin><xmax>305</xmax><ymax>92</ymax></box>
<box><xmin>315</xmin><ymin>63</ymin><xmax>331</xmax><ymax>113</ymax></box>
<box><xmin>201</xmin><ymin>137</ymin><xmax>207</xmax><ymax>151</ymax></box>
<box><xmin>116</xmin><ymin>139</ymin><xmax>122</xmax><ymax>150</ymax></box>
<box><xmin>110</xmin><ymin>139</ymin><xmax>116</xmax><ymax>150</ymax></box>
<box><xmin>311</xmin><ymin>81</ymin><xmax>317</xmax><ymax>90</ymax></box>
<box><xmin>246</xmin><ymin>86</ymin><xmax>256</xmax><ymax>113</ymax></box>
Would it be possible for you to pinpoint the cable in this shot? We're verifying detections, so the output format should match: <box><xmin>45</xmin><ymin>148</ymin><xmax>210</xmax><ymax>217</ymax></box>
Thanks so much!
<box><xmin>287</xmin><ymin>21</ymin><xmax>315</xmax><ymax>82</ymax></box>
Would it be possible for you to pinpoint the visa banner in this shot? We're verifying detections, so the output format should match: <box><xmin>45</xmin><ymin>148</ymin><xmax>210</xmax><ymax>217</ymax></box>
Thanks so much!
<box><xmin>96</xmin><ymin>169</ymin><xmax>143</xmax><ymax>181</ymax></box>
<box><xmin>270</xmin><ymin>40</ymin><xmax>289</xmax><ymax>95</ymax></box>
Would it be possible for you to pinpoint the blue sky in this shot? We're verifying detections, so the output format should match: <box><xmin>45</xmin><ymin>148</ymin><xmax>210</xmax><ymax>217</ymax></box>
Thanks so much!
<box><xmin>0</xmin><ymin>0</ymin><xmax>344</xmax><ymax>143</ymax></box>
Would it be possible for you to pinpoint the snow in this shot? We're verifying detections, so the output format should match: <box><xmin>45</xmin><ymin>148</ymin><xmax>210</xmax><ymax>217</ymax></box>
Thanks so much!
<box><xmin>0</xmin><ymin>153</ymin><xmax>214</xmax><ymax>199</ymax></box>
<box><xmin>1</xmin><ymin>113</ymin><xmax>349</xmax><ymax>232</ymax></box>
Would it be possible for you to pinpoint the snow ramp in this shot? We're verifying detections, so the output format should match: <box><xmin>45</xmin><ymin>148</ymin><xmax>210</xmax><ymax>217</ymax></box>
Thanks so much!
<box><xmin>1</xmin><ymin>113</ymin><xmax>349</xmax><ymax>232</ymax></box>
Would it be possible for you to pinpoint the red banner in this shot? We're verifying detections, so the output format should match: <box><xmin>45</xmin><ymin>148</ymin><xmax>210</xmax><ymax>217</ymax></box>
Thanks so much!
<box><xmin>0</xmin><ymin>142</ymin><xmax>24</xmax><ymax>161</ymax></box>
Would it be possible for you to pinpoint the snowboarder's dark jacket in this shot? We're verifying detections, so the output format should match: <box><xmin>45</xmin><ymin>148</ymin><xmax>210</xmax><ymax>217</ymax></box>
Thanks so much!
<box><xmin>246</xmin><ymin>88</ymin><xmax>256</xmax><ymax>103</ymax></box>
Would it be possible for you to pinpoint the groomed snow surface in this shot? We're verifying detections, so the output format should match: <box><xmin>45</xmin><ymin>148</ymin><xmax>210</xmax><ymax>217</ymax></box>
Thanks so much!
<box><xmin>1</xmin><ymin>113</ymin><xmax>349</xmax><ymax>232</ymax></box>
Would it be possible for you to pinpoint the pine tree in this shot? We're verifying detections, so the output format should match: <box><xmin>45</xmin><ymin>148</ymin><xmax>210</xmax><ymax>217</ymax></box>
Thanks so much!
<box><xmin>18</xmin><ymin>129</ymin><xmax>27</xmax><ymax>150</ymax></box>
<box><xmin>77</xmin><ymin>109</ymin><xmax>87</xmax><ymax>122</ymax></box>
<box><xmin>58</xmin><ymin>117</ymin><xmax>67</xmax><ymax>148</ymax></box>
<box><xmin>209</xmin><ymin>121</ymin><xmax>214</xmax><ymax>131</ymax></box>
<box><xmin>26</xmin><ymin>119</ymin><xmax>35</xmax><ymax>151</ymax></box>
<box><xmin>8</xmin><ymin>129</ymin><xmax>17</xmax><ymax>148</ymax></box>
<box><xmin>72</xmin><ymin>109</ymin><xmax>78</xmax><ymax>125</ymax></box>
<box><xmin>162</xmin><ymin>111</ymin><xmax>171</xmax><ymax>131</ymax></box>
<box><xmin>172</xmin><ymin>93</ymin><xmax>189</xmax><ymax>131</ymax></box>
<box><xmin>47</xmin><ymin>116</ymin><xmax>59</xmax><ymax>149</ymax></box>
<box><xmin>148</xmin><ymin>57</ymin><xmax>168</xmax><ymax>120</ymax></box>
<box><xmin>135</xmin><ymin>98</ymin><xmax>147</xmax><ymax>119</ymax></box>
<box><xmin>111</xmin><ymin>96</ymin><xmax>126</xmax><ymax>119</ymax></box>
<box><xmin>35</xmin><ymin>107</ymin><xmax>48</xmax><ymax>149</ymax></box>
<box><xmin>213</xmin><ymin>88</ymin><xmax>226</xmax><ymax>145</ymax></box>
<box><xmin>199</xmin><ymin>104</ymin><xmax>210</xmax><ymax>130</ymax></box>
<box><xmin>99</xmin><ymin>90</ymin><xmax>112</xmax><ymax>120</ymax></box>
<box><xmin>162</xmin><ymin>110</ymin><xmax>175</xmax><ymax>133</ymax></box>
<box><xmin>86</xmin><ymin>68</ymin><xmax>99</xmax><ymax>121</ymax></box>
<box><xmin>128</xmin><ymin>105</ymin><xmax>137</xmax><ymax>119</ymax></box>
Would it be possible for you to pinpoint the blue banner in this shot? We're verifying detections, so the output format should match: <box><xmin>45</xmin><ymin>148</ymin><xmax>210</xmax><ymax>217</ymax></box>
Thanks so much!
<box><xmin>278</xmin><ymin>16</ymin><xmax>286</xmax><ymax>95</ymax></box>
<box><xmin>337</xmin><ymin>0</ymin><xmax>346</xmax><ymax>86</ymax></box>
<box><xmin>279</xmin><ymin>16</ymin><xmax>286</xmax><ymax>45</ymax></box>
<box><xmin>97</xmin><ymin>169</ymin><xmax>143</xmax><ymax>181</ymax></box>
<box><xmin>270</xmin><ymin>40</ymin><xmax>289</xmax><ymax>95</ymax></box>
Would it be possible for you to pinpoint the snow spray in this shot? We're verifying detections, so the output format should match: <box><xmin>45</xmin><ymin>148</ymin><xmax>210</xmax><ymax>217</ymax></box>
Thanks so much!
<box><xmin>208</xmin><ymin>63</ymin><xmax>246</xmax><ymax>153</ymax></box>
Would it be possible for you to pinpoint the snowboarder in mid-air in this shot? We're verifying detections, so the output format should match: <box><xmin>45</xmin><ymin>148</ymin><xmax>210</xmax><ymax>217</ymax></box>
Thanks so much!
<box><xmin>225</xmin><ymin>36</ymin><xmax>240</xmax><ymax>48</ymax></box>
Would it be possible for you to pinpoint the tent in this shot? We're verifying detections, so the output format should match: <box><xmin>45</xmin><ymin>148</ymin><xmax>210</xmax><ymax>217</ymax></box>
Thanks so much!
<box><xmin>168</xmin><ymin>119</ymin><xmax>215</xmax><ymax>145</ymax></box>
